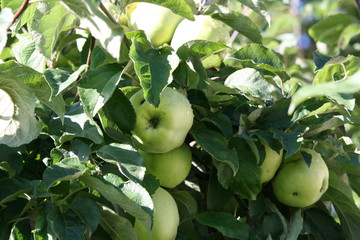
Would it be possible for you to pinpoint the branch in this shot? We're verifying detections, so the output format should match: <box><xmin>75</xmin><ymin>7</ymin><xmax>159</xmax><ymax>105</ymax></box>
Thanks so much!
<box><xmin>7</xmin><ymin>0</ymin><xmax>30</xmax><ymax>29</ymax></box>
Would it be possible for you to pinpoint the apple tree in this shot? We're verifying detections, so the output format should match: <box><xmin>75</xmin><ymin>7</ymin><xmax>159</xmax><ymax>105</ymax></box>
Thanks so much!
<box><xmin>0</xmin><ymin>0</ymin><xmax>360</xmax><ymax>239</ymax></box>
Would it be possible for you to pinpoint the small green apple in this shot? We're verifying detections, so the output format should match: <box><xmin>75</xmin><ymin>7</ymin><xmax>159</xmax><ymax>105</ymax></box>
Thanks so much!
<box><xmin>139</xmin><ymin>144</ymin><xmax>192</xmax><ymax>188</ymax></box>
<box><xmin>130</xmin><ymin>87</ymin><xmax>194</xmax><ymax>153</ymax></box>
<box><xmin>134</xmin><ymin>187</ymin><xmax>179</xmax><ymax>240</ymax></box>
<box><xmin>171</xmin><ymin>15</ymin><xmax>231</xmax><ymax>50</ymax></box>
<box><xmin>259</xmin><ymin>139</ymin><xmax>283</xmax><ymax>184</ymax></box>
<box><xmin>126</xmin><ymin>2</ymin><xmax>184</xmax><ymax>47</ymax></box>
<box><xmin>272</xmin><ymin>149</ymin><xmax>329</xmax><ymax>208</ymax></box>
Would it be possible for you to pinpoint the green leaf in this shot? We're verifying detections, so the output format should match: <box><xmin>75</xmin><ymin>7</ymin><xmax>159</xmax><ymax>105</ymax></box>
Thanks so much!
<box><xmin>287</xmin><ymin>209</ymin><xmax>303</xmax><ymax>240</ymax></box>
<box><xmin>0</xmin><ymin>60</ymin><xmax>66</xmax><ymax>121</ymax></box>
<box><xmin>212</xmin><ymin>11</ymin><xmax>262</xmax><ymax>44</ymax></box>
<box><xmin>43</xmin><ymin>64</ymin><xmax>88</xmax><ymax>100</ymax></box>
<box><xmin>33</xmin><ymin>204</ymin><xmax>57</xmax><ymax>240</ymax></box>
<box><xmin>97</xmin><ymin>143</ymin><xmax>146</xmax><ymax>183</ymax></box>
<box><xmin>0</xmin><ymin>75</ymin><xmax>41</xmax><ymax>147</ymax></box>
<box><xmin>127</xmin><ymin>30</ymin><xmax>180</xmax><ymax>106</ymax></box>
<box><xmin>195</xmin><ymin>211</ymin><xmax>249</xmax><ymax>239</ymax></box>
<box><xmin>289</xmin><ymin>69</ymin><xmax>360</xmax><ymax>114</ymax></box>
<box><xmin>31</xmin><ymin>1</ymin><xmax>76</xmax><ymax>60</ymax></box>
<box><xmin>11</xmin><ymin>33</ymin><xmax>47</xmax><ymax>72</ymax></box>
<box><xmin>338</xmin><ymin>23</ymin><xmax>360</xmax><ymax>50</ymax></box>
<box><xmin>308</xmin><ymin>13</ymin><xmax>357</xmax><ymax>46</ymax></box>
<box><xmin>61</xmin><ymin>0</ymin><xmax>124</xmax><ymax>60</ymax></box>
<box><xmin>42</xmin><ymin>157</ymin><xmax>88</xmax><ymax>190</ymax></box>
<box><xmin>191</xmin><ymin>127</ymin><xmax>239</xmax><ymax>176</ymax></box>
<box><xmin>100</xmin><ymin>205</ymin><xmax>137</xmax><ymax>240</ymax></box>
<box><xmin>70</xmin><ymin>197</ymin><xmax>102</xmax><ymax>233</ymax></box>
<box><xmin>224</xmin><ymin>44</ymin><xmax>289</xmax><ymax>81</ymax></box>
<box><xmin>80</xmin><ymin>175</ymin><xmax>153</xmax><ymax>226</ymax></box>
<box><xmin>273</xmin><ymin>126</ymin><xmax>307</xmax><ymax>158</ymax></box>
<box><xmin>176</xmin><ymin>40</ymin><xmax>228</xmax><ymax>61</ymax></box>
<box><xmin>236</xmin><ymin>0</ymin><xmax>270</xmax><ymax>25</ymax></box>
<box><xmin>0</xmin><ymin>8</ymin><xmax>13</xmax><ymax>55</ymax></box>
<box><xmin>46</xmin><ymin>203</ymin><xmax>87</xmax><ymax>240</ymax></box>
<box><xmin>322</xmin><ymin>171</ymin><xmax>360</xmax><ymax>240</ymax></box>
<box><xmin>127</xmin><ymin>0</ymin><xmax>194</xmax><ymax>20</ymax></box>
<box><xmin>225</xmin><ymin>68</ymin><xmax>274</xmax><ymax>101</ymax></box>
<box><xmin>101</xmin><ymin>88</ymin><xmax>136</xmax><ymax>135</ymax></box>
<box><xmin>78</xmin><ymin>64</ymin><xmax>124</xmax><ymax>116</ymax></box>
<box><xmin>46</xmin><ymin>102</ymin><xmax>104</xmax><ymax>144</ymax></box>
<box><xmin>0</xmin><ymin>178</ymin><xmax>30</xmax><ymax>206</ymax></box>
<box><xmin>168</xmin><ymin>188</ymin><xmax>198</xmax><ymax>219</ymax></box>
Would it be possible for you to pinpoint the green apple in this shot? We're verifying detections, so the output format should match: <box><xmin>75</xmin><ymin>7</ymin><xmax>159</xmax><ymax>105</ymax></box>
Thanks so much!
<box><xmin>134</xmin><ymin>187</ymin><xmax>179</xmax><ymax>240</ymax></box>
<box><xmin>171</xmin><ymin>15</ymin><xmax>231</xmax><ymax>50</ymax></box>
<box><xmin>259</xmin><ymin>139</ymin><xmax>283</xmax><ymax>184</ymax></box>
<box><xmin>130</xmin><ymin>87</ymin><xmax>194</xmax><ymax>153</ymax></box>
<box><xmin>126</xmin><ymin>2</ymin><xmax>184</xmax><ymax>47</ymax></box>
<box><xmin>139</xmin><ymin>144</ymin><xmax>192</xmax><ymax>188</ymax></box>
<box><xmin>272</xmin><ymin>149</ymin><xmax>329</xmax><ymax>208</ymax></box>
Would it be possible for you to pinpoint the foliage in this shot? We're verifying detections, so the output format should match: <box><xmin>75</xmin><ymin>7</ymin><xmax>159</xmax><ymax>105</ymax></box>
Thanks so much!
<box><xmin>0</xmin><ymin>0</ymin><xmax>360</xmax><ymax>239</ymax></box>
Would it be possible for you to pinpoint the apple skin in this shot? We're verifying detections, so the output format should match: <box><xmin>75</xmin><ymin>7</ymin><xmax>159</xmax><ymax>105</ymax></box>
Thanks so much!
<box><xmin>130</xmin><ymin>87</ymin><xmax>194</xmax><ymax>153</ymax></box>
<box><xmin>272</xmin><ymin>149</ymin><xmax>329</xmax><ymax>208</ymax></box>
<box><xmin>259</xmin><ymin>140</ymin><xmax>284</xmax><ymax>184</ymax></box>
<box><xmin>171</xmin><ymin>15</ymin><xmax>231</xmax><ymax>50</ymax></box>
<box><xmin>139</xmin><ymin>144</ymin><xmax>192</xmax><ymax>188</ymax></box>
<box><xmin>126</xmin><ymin>2</ymin><xmax>183</xmax><ymax>47</ymax></box>
<box><xmin>134</xmin><ymin>187</ymin><xmax>179</xmax><ymax>240</ymax></box>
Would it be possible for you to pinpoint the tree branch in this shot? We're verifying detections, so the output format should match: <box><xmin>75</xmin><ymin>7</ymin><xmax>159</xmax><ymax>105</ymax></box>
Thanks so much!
<box><xmin>7</xmin><ymin>0</ymin><xmax>30</xmax><ymax>29</ymax></box>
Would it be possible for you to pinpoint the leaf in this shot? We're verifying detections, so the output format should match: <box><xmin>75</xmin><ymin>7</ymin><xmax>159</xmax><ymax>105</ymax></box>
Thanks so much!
<box><xmin>236</xmin><ymin>0</ymin><xmax>271</xmax><ymax>25</ymax></box>
<box><xmin>212</xmin><ymin>11</ymin><xmax>262</xmax><ymax>44</ymax></box>
<box><xmin>127</xmin><ymin>0</ymin><xmax>194</xmax><ymax>20</ymax></box>
<box><xmin>11</xmin><ymin>33</ymin><xmax>47</xmax><ymax>72</ymax></box>
<box><xmin>195</xmin><ymin>211</ymin><xmax>249</xmax><ymax>239</ymax></box>
<box><xmin>0</xmin><ymin>178</ymin><xmax>30</xmax><ymax>206</ymax></box>
<box><xmin>42</xmin><ymin>157</ymin><xmax>88</xmax><ymax>190</ymax></box>
<box><xmin>176</xmin><ymin>40</ymin><xmax>228</xmax><ymax>61</ymax></box>
<box><xmin>70</xmin><ymin>197</ymin><xmax>102</xmax><ymax>233</ymax></box>
<box><xmin>46</xmin><ymin>102</ymin><xmax>104</xmax><ymax>144</ymax></box>
<box><xmin>287</xmin><ymin>209</ymin><xmax>303</xmax><ymax>240</ymax></box>
<box><xmin>43</xmin><ymin>64</ymin><xmax>88</xmax><ymax>100</ymax></box>
<box><xmin>101</xmin><ymin>88</ymin><xmax>136</xmax><ymax>134</ymax></box>
<box><xmin>97</xmin><ymin>143</ymin><xmax>146</xmax><ymax>183</ymax></box>
<box><xmin>168</xmin><ymin>189</ymin><xmax>198</xmax><ymax>219</ymax></box>
<box><xmin>100</xmin><ymin>206</ymin><xmax>137</xmax><ymax>240</ymax></box>
<box><xmin>127</xmin><ymin>30</ymin><xmax>180</xmax><ymax>106</ymax></box>
<box><xmin>31</xmin><ymin>1</ymin><xmax>76</xmax><ymax>59</ymax></box>
<box><xmin>338</xmin><ymin>23</ymin><xmax>360</xmax><ymax>50</ymax></box>
<box><xmin>0</xmin><ymin>75</ymin><xmax>41</xmax><ymax>147</ymax></box>
<box><xmin>0</xmin><ymin>8</ymin><xmax>13</xmax><ymax>55</ymax></box>
<box><xmin>322</xmin><ymin>171</ymin><xmax>360</xmax><ymax>240</ymax></box>
<box><xmin>78</xmin><ymin>64</ymin><xmax>125</xmax><ymax>116</ymax></box>
<box><xmin>46</xmin><ymin>203</ymin><xmax>87</xmax><ymax>240</ymax></box>
<box><xmin>61</xmin><ymin>0</ymin><xmax>124</xmax><ymax>60</ymax></box>
<box><xmin>0</xmin><ymin>60</ymin><xmax>66</xmax><ymax>121</ymax></box>
<box><xmin>224</xmin><ymin>44</ymin><xmax>289</xmax><ymax>81</ymax></box>
<box><xmin>289</xmin><ymin>69</ymin><xmax>360</xmax><ymax>114</ymax></box>
<box><xmin>308</xmin><ymin>13</ymin><xmax>357</xmax><ymax>46</ymax></box>
<box><xmin>225</xmin><ymin>68</ymin><xmax>274</xmax><ymax>101</ymax></box>
<box><xmin>273</xmin><ymin>126</ymin><xmax>307</xmax><ymax>158</ymax></box>
<box><xmin>33</xmin><ymin>204</ymin><xmax>57</xmax><ymax>240</ymax></box>
<box><xmin>191</xmin><ymin>127</ymin><xmax>239</xmax><ymax>176</ymax></box>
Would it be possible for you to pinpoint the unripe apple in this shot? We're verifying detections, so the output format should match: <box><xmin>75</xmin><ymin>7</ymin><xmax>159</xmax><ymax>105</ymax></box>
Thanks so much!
<box><xmin>171</xmin><ymin>15</ymin><xmax>231</xmax><ymax>50</ymax></box>
<box><xmin>139</xmin><ymin>144</ymin><xmax>192</xmax><ymax>188</ymax></box>
<box><xmin>126</xmin><ymin>2</ymin><xmax>184</xmax><ymax>47</ymax></box>
<box><xmin>272</xmin><ymin>149</ymin><xmax>329</xmax><ymax>208</ymax></box>
<box><xmin>134</xmin><ymin>187</ymin><xmax>179</xmax><ymax>240</ymax></box>
<box><xmin>130</xmin><ymin>87</ymin><xmax>194</xmax><ymax>153</ymax></box>
<box><xmin>258</xmin><ymin>139</ymin><xmax>283</xmax><ymax>184</ymax></box>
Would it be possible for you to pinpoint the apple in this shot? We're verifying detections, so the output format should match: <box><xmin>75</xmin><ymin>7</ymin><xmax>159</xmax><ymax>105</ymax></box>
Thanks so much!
<box><xmin>126</xmin><ymin>2</ymin><xmax>184</xmax><ymax>47</ymax></box>
<box><xmin>272</xmin><ymin>149</ymin><xmax>329</xmax><ymax>208</ymax></box>
<box><xmin>171</xmin><ymin>15</ymin><xmax>231</xmax><ymax>49</ymax></box>
<box><xmin>130</xmin><ymin>87</ymin><xmax>194</xmax><ymax>153</ymax></box>
<box><xmin>258</xmin><ymin>139</ymin><xmax>284</xmax><ymax>184</ymax></box>
<box><xmin>134</xmin><ymin>187</ymin><xmax>179</xmax><ymax>240</ymax></box>
<box><xmin>139</xmin><ymin>144</ymin><xmax>192</xmax><ymax>188</ymax></box>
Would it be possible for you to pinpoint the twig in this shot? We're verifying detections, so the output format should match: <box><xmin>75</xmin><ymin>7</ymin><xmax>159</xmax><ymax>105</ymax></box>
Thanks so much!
<box><xmin>85</xmin><ymin>36</ymin><xmax>96</xmax><ymax>72</ymax></box>
<box><xmin>7</xmin><ymin>0</ymin><xmax>30</xmax><ymax>29</ymax></box>
<box><xmin>99</xmin><ymin>1</ymin><xmax>118</xmax><ymax>25</ymax></box>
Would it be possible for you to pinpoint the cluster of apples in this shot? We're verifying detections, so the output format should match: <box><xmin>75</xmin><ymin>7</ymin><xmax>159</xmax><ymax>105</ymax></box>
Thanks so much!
<box><xmin>129</xmin><ymin>87</ymin><xmax>194</xmax><ymax>240</ymax></box>
<box><xmin>258</xmin><ymin>140</ymin><xmax>329</xmax><ymax>208</ymax></box>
